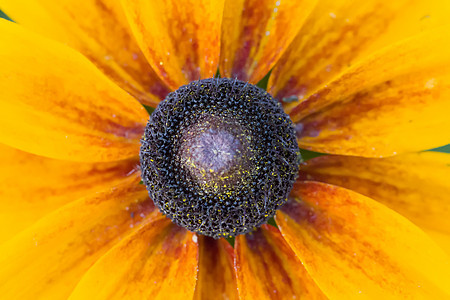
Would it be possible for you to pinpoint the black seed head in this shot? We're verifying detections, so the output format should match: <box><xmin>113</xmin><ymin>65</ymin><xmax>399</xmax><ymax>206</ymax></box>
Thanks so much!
<box><xmin>140</xmin><ymin>78</ymin><xmax>300</xmax><ymax>238</ymax></box>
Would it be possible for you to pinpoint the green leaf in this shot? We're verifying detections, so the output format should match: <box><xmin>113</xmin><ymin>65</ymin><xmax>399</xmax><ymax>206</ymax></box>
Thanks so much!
<box><xmin>225</xmin><ymin>236</ymin><xmax>235</xmax><ymax>247</ymax></box>
<box><xmin>267</xmin><ymin>216</ymin><xmax>278</xmax><ymax>229</ymax></box>
<box><xmin>300</xmin><ymin>148</ymin><xmax>326</xmax><ymax>161</ymax></box>
<box><xmin>256</xmin><ymin>70</ymin><xmax>272</xmax><ymax>90</ymax></box>
<box><xmin>429</xmin><ymin>144</ymin><xmax>450</xmax><ymax>153</ymax></box>
<box><xmin>143</xmin><ymin>105</ymin><xmax>155</xmax><ymax>115</ymax></box>
<box><xmin>0</xmin><ymin>10</ymin><xmax>13</xmax><ymax>22</ymax></box>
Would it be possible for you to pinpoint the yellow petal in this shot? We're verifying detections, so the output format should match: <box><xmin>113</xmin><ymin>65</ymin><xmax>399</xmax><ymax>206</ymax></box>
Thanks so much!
<box><xmin>276</xmin><ymin>181</ymin><xmax>450</xmax><ymax>298</ymax></box>
<box><xmin>235</xmin><ymin>225</ymin><xmax>326</xmax><ymax>299</ymax></box>
<box><xmin>0</xmin><ymin>0</ymin><xmax>170</xmax><ymax>107</ymax></box>
<box><xmin>69</xmin><ymin>219</ymin><xmax>198</xmax><ymax>300</ymax></box>
<box><xmin>121</xmin><ymin>0</ymin><xmax>224</xmax><ymax>90</ymax></box>
<box><xmin>300</xmin><ymin>152</ymin><xmax>450</xmax><ymax>239</ymax></box>
<box><xmin>293</xmin><ymin>25</ymin><xmax>450</xmax><ymax>156</ymax></box>
<box><xmin>0</xmin><ymin>20</ymin><xmax>148</xmax><ymax>162</ymax></box>
<box><xmin>219</xmin><ymin>0</ymin><xmax>317</xmax><ymax>83</ymax></box>
<box><xmin>269</xmin><ymin>0</ymin><xmax>450</xmax><ymax>106</ymax></box>
<box><xmin>194</xmin><ymin>237</ymin><xmax>238</xmax><ymax>300</ymax></box>
<box><xmin>425</xmin><ymin>230</ymin><xmax>450</xmax><ymax>256</ymax></box>
<box><xmin>0</xmin><ymin>143</ymin><xmax>139</xmax><ymax>244</ymax></box>
<box><xmin>0</xmin><ymin>174</ymin><xmax>155</xmax><ymax>299</ymax></box>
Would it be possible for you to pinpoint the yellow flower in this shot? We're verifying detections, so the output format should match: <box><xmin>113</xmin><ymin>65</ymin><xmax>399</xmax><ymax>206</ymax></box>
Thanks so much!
<box><xmin>0</xmin><ymin>0</ymin><xmax>450</xmax><ymax>299</ymax></box>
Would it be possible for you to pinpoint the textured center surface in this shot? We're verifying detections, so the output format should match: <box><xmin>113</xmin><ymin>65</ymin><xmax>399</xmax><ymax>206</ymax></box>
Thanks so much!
<box><xmin>140</xmin><ymin>78</ymin><xmax>301</xmax><ymax>238</ymax></box>
<box><xmin>179</xmin><ymin>116</ymin><xmax>246</xmax><ymax>186</ymax></box>
<box><xmin>184</xmin><ymin>128</ymin><xmax>240</xmax><ymax>175</ymax></box>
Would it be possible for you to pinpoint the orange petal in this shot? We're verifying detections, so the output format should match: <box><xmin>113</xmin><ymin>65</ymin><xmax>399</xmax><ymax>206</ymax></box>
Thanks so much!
<box><xmin>300</xmin><ymin>152</ymin><xmax>450</xmax><ymax>239</ymax></box>
<box><xmin>292</xmin><ymin>25</ymin><xmax>450</xmax><ymax>156</ymax></box>
<box><xmin>235</xmin><ymin>225</ymin><xmax>326</xmax><ymax>299</ymax></box>
<box><xmin>0</xmin><ymin>143</ymin><xmax>139</xmax><ymax>244</ymax></box>
<box><xmin>0</xmin><ymin>0</ymin><xmax>170</xmax><ymax>107</ymax></box>
<box><xmin>276</xmin><ymin>181</ymin><xmax>450</xmax><ymax>298</ymax></box>
<box><xmin>194</xmin><ymin>237</ymin><xmax>238</xmax><ymax>300</ymax></box>
<box><xmin>219</xmin><ymin>0</ymin><xmax>317</xmax><ymax>83</ymax></box>
<box><xmin>69</xmin><ymin>220</ymin><xmax>198</xmax><ymax>300</ymax></box>
<box><xmin>0</xmin><ymin>174</ymin><xmax>156</xmax><ymax>299</ymax></box>
<box><xmin>269</xmin><ymin>0</ymin><xmax>450</xmax><ymax>106</ymax></box>
<box><xmin>0</xmin><ymin>20</ymin><xmax>148</xmax><ymax>162</ymax></box>
<box><xmin>121</xmin><ymin>0</ymin><xmax>224</xmax><ymax>90</ymax></box>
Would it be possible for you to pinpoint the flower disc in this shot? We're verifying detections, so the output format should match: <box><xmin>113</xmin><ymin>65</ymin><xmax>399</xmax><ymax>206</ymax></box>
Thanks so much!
<box><xmin>140</xmin><ymin>78</ymin><xmax>300</xmax><ymax>238</ymax></box>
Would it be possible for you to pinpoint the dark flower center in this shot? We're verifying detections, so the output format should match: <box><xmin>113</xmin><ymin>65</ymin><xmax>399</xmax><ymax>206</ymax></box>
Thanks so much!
<box><xmin>140</xmin><ymin>78</ymin><xmax>300</xmax><ymax>238</ymax></box>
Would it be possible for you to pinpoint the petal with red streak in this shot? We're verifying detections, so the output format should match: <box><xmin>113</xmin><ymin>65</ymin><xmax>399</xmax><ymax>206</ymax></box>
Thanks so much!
<box><xmin>69</xmin><ymin>219</ymin><xmax>198</xmax><ymax>300</ymax></box>
<box><xmin>194</xmin><ymin>237</ymin><xmax>238</xmax><ymax>300</ymax></box>
<box><xmin>220</xmin><ymin>0</ymin><xmax>317</xmax><ymax>83</ymax></box>
<box><xmin>0</xmin><ymin>175</ymin><xmax>155</xmax><ymax>299</ymax></box>
<box><xmin>0</xmin><ymin>20</ymin><xmax>148</xmax><ymax>162</ymax></box>
<box><xmin>0</xmin><ymin>0</ymin><xmax>170</xmax><ymax>107</ymax></box>
<box><xmin>293</xmin><ymin>26</ymin><xmax>450</xmax><ymax>156</ymax></box>
<box><xmin>270</xmin><ymin>0</ymin><xmax>450</xmax><ymax>106</ymax></box>
<box><xmin>121</xmin><ymin>0</ymin><xmax>224</xmax><ymax>90</ymax></box>
<box><xmin>0</xmin><ymin>143</ymin><xmax>139</xmax><ymax>244</ymax></box>
<box><xmin>235</xmin><ymin>225</ymin><xmax>326</xmax><ymax>299</ymax></box>
<box><xmin>300</xmin><ymin>152</ymin><xmax>450</xmax><ymax>238</ymax></box>
<box><xmin>276</xmin><ymin>181</ymin><xmax>450</xmax><ymax>298</ymax></box>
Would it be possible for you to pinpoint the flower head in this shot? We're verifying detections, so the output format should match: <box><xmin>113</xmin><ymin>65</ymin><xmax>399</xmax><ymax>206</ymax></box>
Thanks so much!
<box><xmin>0</xmin><ymin>0</ymin><xmax>449</xmax><ymax>299</ymax></box>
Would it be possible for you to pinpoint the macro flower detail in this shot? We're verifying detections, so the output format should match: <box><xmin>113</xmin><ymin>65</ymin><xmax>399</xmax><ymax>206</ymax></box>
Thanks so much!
<box><xmin>0</xmin><ymin>0</ymin><xmax>449</xmax><ymax>299</ymax></box>
<box><xmin>140</xmin><ymin>78</ymin><xmax>300</xmax><ymax>238</ymax></box>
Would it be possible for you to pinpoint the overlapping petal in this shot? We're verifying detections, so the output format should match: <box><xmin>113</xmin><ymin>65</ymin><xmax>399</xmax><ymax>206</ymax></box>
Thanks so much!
<box><xmin>276</xmin><ymin>181</ymin><xmax>450</xmax><ymax>298</ymax></box>
<box><xmin>0</xmin><ymin>20</ymin><xmax>148</xmax><ymax>162</ymax></box>
<box><xmin>121</xmin><ymin>0</ymin><xmax>224</xmax><ymax>90</ymax></box>
<box><xmin>194</xmin><ymin>237</ymin><xmax>237</xmax><ymax>300</ymax></box>
<box><xmin>291</xmin><ymin>25</ymin><xmax>450</xmax><ymax>156</ymax></box>
<box><xmin>235</xmin><ymin>225</ymin><xmax>326</xmax><ymax>299</ymax></box>
<box><xmin>426</xmin><ymin>230</ymin><xmax>450</xmax><ymax>256</ymax></box>
<box><xmin>269</xmin><ymin>0</ymin><xmax>450</xmax><ymax>104</ymax></box>
<box><xmin>69</xmin><ymin>218</ymin><xmax>198</xmax><ymax>300</ymax></box>
<box><xmin>300</xmin><ymin>152</ymin><xmax>450</xmax><ymax>238</ymax></box>
<box><xmin>0</xmin><ymin>143</ymin><xmax>139</xmax><ymax>244</ymax></box>
<box><xmin>0</xmin><ymin>0</ymin><xmax>170</xmax><ymax>107</ymax></box>
<box><xmin>220</xmin><ymin>0</ymin><xmax>317</xmax><ymax>83</ymax></box>
<box><xmin>0</xmin><ymin>174</ymin><xmax>154</xmax><ymax>299</ymax></box>
<box><xmin>0</xmin><ymin>1</ymin><xmax>448</xmax><ymax>298</ymax></box>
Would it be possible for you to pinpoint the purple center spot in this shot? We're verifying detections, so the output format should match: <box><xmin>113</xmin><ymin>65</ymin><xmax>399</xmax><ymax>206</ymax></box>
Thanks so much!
<box><xmin>189</xmin><ymin>128</ymin><xmax>241</xmax><ymax>174</ymax></box>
